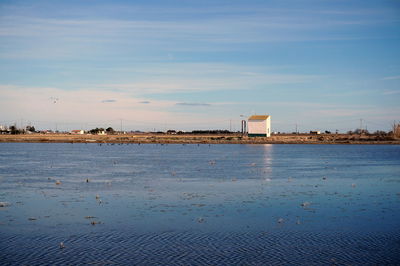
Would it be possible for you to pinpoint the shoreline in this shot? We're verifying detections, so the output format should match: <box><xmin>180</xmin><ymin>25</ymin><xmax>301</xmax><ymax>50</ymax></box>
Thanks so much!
<box><xmin>0</xmin><ymin>133</ymin><xmax>399</xmax><ymax>145</ymax></box>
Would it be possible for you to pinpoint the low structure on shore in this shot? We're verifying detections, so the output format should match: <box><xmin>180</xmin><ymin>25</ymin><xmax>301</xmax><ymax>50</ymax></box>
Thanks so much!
<box><xmin>248</xmin><ymin>115</ymin><xmax>271</xmax><ymax>137</ymax></box>
<box><xmin>70</xmin><ymin>130</ymin><xmax>84</xmax><ymax>135</ymax></box>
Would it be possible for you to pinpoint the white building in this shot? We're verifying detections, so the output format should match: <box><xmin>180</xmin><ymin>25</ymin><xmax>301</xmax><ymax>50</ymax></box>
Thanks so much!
<box><xmin>248</xmin><ymin>115</ymin><xmax>271</xmax><ymax>137</ymax></box>
<box><xmin>70</xmin><ymin>130</ymin><xmax>84</xmax><ymax>135</ymax></box>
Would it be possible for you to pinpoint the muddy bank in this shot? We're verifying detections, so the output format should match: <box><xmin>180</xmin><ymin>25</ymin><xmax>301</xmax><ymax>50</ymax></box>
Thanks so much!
<box><xmin>0</xmin><ymin>133</ymin><xmax>399</xmax><ymax>144</ymax></box>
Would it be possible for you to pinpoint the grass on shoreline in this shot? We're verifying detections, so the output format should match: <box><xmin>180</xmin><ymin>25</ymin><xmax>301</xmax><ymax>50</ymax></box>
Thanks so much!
<box><xmin>0</xmin><ymin>133</ymin><xmax>398</xmax><ymax>145</ymax></box>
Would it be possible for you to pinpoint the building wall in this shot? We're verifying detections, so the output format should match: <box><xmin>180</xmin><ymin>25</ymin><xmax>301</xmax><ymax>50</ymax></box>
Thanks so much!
<box><xmin>248</xmin><ymin>117</ymin><xmax>271</xmax><ymax>137</ymax></box>
<box><xmin>248</xmin><ymin>119</ymin><xmax>266</xmax><ymax>134</ymax></box>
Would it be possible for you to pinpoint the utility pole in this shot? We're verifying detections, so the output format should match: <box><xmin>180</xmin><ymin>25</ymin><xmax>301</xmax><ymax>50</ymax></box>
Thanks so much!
<box><xmin>359</xmin><ymin>118</ymin><xmax>363</xmax><ymax>133</ymax></box>
<box><xmin>120</xmin><ymin>119</ymin><xmax>123</xmax><ymax>133</ymax></box>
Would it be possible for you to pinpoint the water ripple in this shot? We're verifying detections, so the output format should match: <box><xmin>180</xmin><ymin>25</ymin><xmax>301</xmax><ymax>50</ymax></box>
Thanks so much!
<box><xmin>1</xmin><ymin>230</ymin><xmax>399</xmax><ymax>265</ymax></box>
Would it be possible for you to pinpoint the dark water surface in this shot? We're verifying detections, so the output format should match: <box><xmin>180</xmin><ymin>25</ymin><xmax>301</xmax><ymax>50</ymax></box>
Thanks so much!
<box><xmin>0</xmin><ymin>143</ymin><xmax>399</xmax><ymax>265</ymax></box>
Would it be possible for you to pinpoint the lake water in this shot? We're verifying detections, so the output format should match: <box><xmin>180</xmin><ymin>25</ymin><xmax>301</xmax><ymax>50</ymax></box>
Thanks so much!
<box><xmin>0</xmin><ymin>143</ymin><xmax>399</xmax><ymax>265</ymax></box>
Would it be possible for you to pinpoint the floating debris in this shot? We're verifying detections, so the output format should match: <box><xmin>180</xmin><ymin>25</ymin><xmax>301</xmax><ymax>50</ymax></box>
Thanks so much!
<box><xmin>59</xmin><ymin>242</ymin><xmax>65</xmax><ymax>249</ymax></box>
<box><xmin>250</xmin><ymin>163</ymin><xmax>256</xmax><ymax>166</ymax></box>
<box><xmin>296</xmin><ymin>219</ymin><xmax>301</xmax><ymax>225</ymax></box>
<box><xmin>209</xmin><ymin>160</ymin><xmax>216</xmax><ymax>165</ymax></box>
<box><xmin>84</xmin><ymin>216</ymin><xmax>97</xmax><ymax>219</ymax></box>
<box><xmin>91</xmin><ymin>221</ymin><xmax>101</xmax><ymax>225</ymax></box>
<box><xmin>322</xmin><ymin>177</ymin><xmax>327</xmax><ymax>180</ymax></box>
<box><xmin>55</xmin><ymin>180</ymin><xmax>62</xmax><ymax>185</ymax></box>
<box><xmin>351</xmin><ymin>183</ymin><xmax>356</xmax><ymax>188</ymax></box>
<box><xmin>0</xmin><ymin>202</ymin><xmax>10</xmax><ymax>207</ymax></box>
<box><xmin>197</xmin><ymin>217</ymin><xmax>205</xmax><ymax>223</ymax></box>
<box><xmin>96</xmin><ymin>194</ymin><xmax>100</xmax><ymax>200</ymax></box>
<box><xmin>277</xmin><ymin>218</ymin><xmax>284</xmax><ymax>224</ymax></box>
<box><xmin>300</xmin><ymin>202</ymin><xmax>311</xmax><ymax>207</ymax></box>
<box><xmin>86</xmin><ymin>178</ymin><xmax>90</xmax><ymax>183</ymax></box>
<box><xmin>28</xmin><ymin>217</ymin><xmax>37</xmax><ymax>221</ymax></box>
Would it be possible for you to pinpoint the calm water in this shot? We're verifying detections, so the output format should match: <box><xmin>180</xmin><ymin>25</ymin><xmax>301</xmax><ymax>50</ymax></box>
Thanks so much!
<box><xmin>0</xmin><ymin>143</ymin><xmax>399</xmax><ymax>265</ymax></box>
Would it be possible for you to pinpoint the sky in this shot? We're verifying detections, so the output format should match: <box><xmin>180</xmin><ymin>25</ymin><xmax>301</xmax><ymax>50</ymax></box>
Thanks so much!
<box><xmin>0</xmin><ymin>0</ymin><xmax>399</xmax><ymax>132</ymax></box>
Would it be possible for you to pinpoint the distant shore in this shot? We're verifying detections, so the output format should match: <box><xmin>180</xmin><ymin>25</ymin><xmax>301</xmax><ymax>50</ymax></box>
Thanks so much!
<box><xmin>0</xmin><ymin>133</ymin><xmax>399</xmax><ymax>144</ymax></box>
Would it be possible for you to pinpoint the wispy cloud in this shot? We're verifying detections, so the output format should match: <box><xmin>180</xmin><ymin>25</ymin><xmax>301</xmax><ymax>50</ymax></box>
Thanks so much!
<box><xmin>382</xmin><ymin>75</ymin><xmax>400</xmax><ymax>80</ymax></box>
<box><xmin>92</xmin><ymin>62</ymin><xmax>322</xmax><ymax>95</ymax></box>
<box><xmin>101</xmin><ymin>99</ymin><xmax>116</xmax><ymax>103</ymax></box>
<box><xmin>175</xmin><ymin>102</ymin><xmax>211</xmax><ymax>106</ymax></box>
<box><xmin>383</xmin><ymin>90</ymin><xmax>400</xmax><ymax>95</ymax></box>
<box><xmin>0</xmin><ymin>3</ymin><xmax>396</xmax><ymax>59</ymax></box>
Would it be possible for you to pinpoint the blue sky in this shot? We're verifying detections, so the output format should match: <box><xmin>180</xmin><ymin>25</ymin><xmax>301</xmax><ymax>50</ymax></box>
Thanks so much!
<box><xmin>0</xmin><ymin>0</ymin><xmax>399</xmax><ymax>132</ymax></box>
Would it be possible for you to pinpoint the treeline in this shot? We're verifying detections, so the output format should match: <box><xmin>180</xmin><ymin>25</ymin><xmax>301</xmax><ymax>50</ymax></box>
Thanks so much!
<box><xmin>190</xmin><ymin>130</ymin><xmax>234</xmax><ymax>134</ymax></box>
<box><xmin>0</xmin><ymin>125</ymin><xmax>36</xmax><ymax>134</ymax></box>
<box><xmin>163</xmin><ymin>129</ymin><xmax>234</xmax><ymax>135</ymax></box>
<box><xmin>346</xmin><ymin>129</ymin><xmax>391</xmax><ymax>135</ymax></box>
<box><xmin>88</xmin><ymin>127</ymin><xmax>115</xmax><ymax>134</ymax></box>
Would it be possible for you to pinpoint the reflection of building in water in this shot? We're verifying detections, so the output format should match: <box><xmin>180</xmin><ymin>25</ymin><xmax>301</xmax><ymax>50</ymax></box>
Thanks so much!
<box><xmin>262</xmin><ymin>144</ymin><xmax>273</xmax><ymax>176</ymax></box>
<box><xmin>248</xmin><ymin>115</ymin><xmax>271</xmax><ymax>137</ymax></box>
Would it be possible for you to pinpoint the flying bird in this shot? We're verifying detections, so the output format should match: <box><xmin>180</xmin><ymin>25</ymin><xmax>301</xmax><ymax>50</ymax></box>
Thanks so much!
<box><xmin>50</xmin><ymin>97</ymin><xmax>59</xmax><ymax>104</ymax></box>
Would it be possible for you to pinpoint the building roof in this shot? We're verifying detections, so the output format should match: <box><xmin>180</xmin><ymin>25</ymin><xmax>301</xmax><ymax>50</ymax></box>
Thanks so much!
<box><xmin>248</xmin><ymin>115</ymin><xmax>269</xmax><ymax>120</ymax></box>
